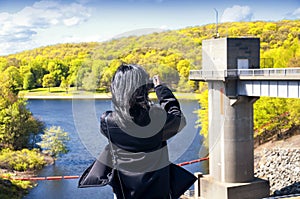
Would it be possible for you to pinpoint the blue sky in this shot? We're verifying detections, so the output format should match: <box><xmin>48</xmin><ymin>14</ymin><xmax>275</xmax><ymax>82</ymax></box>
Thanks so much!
<box><xmin>0</xmin><ymin>0</ymin><xmax>299</xmax><ymax>55</ymax></box>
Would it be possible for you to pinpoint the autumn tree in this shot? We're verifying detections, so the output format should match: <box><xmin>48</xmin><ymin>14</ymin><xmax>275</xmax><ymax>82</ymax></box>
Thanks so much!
<box><xmin>100</xmin><ymin>60</ymin><xmax>122</xmax><ymax>90</ymax></box>
<box><xmin>0</xmin><ymin>57</ymin><xmax>8</xmax><ymax>72</ymax></box>
<box><xmin>196</xmin><ymin>85</ymin><xmax>209</xmax><ymax>147</ymax></box>
<box><xmin>254</xmin><ymin>97</ymin><xmax>300</xmax><ymax>137</ymax></box>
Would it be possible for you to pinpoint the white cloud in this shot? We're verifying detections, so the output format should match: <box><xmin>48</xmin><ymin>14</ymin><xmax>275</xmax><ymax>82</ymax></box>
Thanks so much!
<box><xmin>0</xmin><ymin>0</ymin><xmax>91</xmax><ymax>55</ymax></box>
<box><xmin>292</xmin><ymin>8</ymin><xmax>300</xmax><ymax>15</ymax></box>
<box><xmin>221</xmin><ymin>5</ymin><xmax>253</xmax><ymax>23</ymax></box>
<box><xmin>63</xmin><ymin>17</ymin><xmax>81</xmax><ymax>26</ymax></box>
<box><xmin>283</xmin><ymin>7</ymin><xmax>300</xmax><ymax>20</ymax></box>
<box><xmin>291</xmin><ymin>7</ymin><xmax>300</xmax><ymax>19</ymax></box>
<box><xmin>111</xmin><ymin>28</ymin><xmax>165</xmax><ymax>39</ymax></box>
<box><xmin>128</xmin><ymin>0</ymin><xmax>164</xmax><ymax>3</ymax></box>
<box><xmin>0</xmin><ymin>39</ymin><xmax>38</xmax><ymax>56</ymax></box>
<box><xmin>33</xmin><ymin>0</ymin><xmax>60</xmax><ymax>9</ymax></box>
<box><xmin>160</xmin><ymin>25</ymin><xmax>168</xmax><ymax>30</ymax></box>
<box><xmin>62</xmin><ymin>34</ymin><xmax>103</xmax><ymax>43</ymax></box>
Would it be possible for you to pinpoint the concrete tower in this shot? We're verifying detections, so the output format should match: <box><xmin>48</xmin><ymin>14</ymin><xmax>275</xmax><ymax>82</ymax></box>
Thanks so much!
<box><xmin>194</xmin><ymin>38</ymin><xmax>270</xmax><ymax>199</ymax></box>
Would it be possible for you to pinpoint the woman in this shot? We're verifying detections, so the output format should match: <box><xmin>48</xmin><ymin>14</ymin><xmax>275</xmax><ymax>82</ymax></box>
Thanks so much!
<box><xmin>90</xmin><ymin>64</ymin><xmax>196</xmax><ymax>198</ymax></box>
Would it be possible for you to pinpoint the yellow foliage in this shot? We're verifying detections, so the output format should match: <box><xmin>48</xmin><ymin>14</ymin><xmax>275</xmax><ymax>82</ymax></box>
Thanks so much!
<box><xmin>196</xmin><ymin>89</ymin><xmax>209</xmax><ymax>147</ymax></box>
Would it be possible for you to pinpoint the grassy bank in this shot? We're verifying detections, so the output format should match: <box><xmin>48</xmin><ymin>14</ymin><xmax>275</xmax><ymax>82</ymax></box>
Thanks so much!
<box><xmin>19</xmin><ymin>87</ymin><xmax>200</xmax><ymax>100</ymax></box>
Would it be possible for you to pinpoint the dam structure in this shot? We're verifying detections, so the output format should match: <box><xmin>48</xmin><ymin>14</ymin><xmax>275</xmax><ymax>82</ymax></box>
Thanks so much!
<box><xmin>189</xmin><ymin>37</ymin><xmax>300</xmax><ymax>199</ymax></box>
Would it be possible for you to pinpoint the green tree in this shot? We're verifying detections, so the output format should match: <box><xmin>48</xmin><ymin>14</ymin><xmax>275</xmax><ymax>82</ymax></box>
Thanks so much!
<box><xmin>3</xmin><ymin>66</ymin><xmax>23</xmax><ymax>92</ymax></box>
<box><xmin>60</xmin><ymin>77</ymin><xmax>70</xmax><ymax>94</ymax></box>
<box><xmin>91</xmin><ymin>59</ymin><xmax>107</xmax><ymax>88</ymax></box>
<box><xmin>287</xmin><ymin>98</ymin><xmax>300</xmax><ymax>125</ymax></box>
<box><xmin>0</xmin><ymin>74</ymin><xmax>44</xmax><ymax>150</ymax></box>
<box><xmin>42</xmin><ymin>74</ymin><xmax>55</xmax><ymax>92</ymax></box>
<box><xmin>23</xmin><ymin>72</ymin><xmax>35</xmax><ymax>90</ymax></box>
<box><xmin>82</xmin><ymin>72</ymin><xmax>97</xmax><ymax>91</ymax></box>
<box><xmin>29</xmin><ymin>60</ymin><xmax>47</xmax><ymax>87</ymax></box>
<box><xmin>100</xmin><ymin>60</ymin><xmax>121</xmax><ymax>90</ymax></box>
<box><xmin>253</xmin><ymin>97</ymin><xmax>300</xmax><ymax>144</ymax></box>
<box><xmin>254</xmin><ymin>97</ymin><xmax>289</xmax><ymax>136</ymax></box>
<box><xmin>47</xmin><ymin>60</ymin><xmax>69</xmax><ymax>86</ymax></box>
<box><xmin>37</xmin><ymin>126</ymin><xmax>69</xmax><ymax>161</ymax></box>
<box><xmin>68</xmin><ymin>58</ymin><xmax>84</xmax><ymax>87</ymax></box>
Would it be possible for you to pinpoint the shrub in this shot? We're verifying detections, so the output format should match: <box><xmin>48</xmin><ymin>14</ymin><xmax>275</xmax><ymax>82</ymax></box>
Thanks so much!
<box><xmin>37</xmin><ymin>126</ymin><xmax>69</xmax><ymax>160</ymax></box>
<box><xmin>0</xmin><ymin>149</ymin><xmax>46</xmax><ymax>172</ymax></box>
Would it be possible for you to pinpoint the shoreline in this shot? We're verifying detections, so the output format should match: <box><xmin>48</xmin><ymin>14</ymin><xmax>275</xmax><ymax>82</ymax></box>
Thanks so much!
<box><xmin>0</xmin><ymin>153</ymin><xmax>55</xmax><ymax>199</ymax></box>
<box><xmin>22</xmin><ymin>95</ymin><xmax>112</xmax><ymax>100</ymax></box>
<box><xmin>20</xmin><ymin>92</ymin><xmax>200</xmax><ymax>100</ymax></box>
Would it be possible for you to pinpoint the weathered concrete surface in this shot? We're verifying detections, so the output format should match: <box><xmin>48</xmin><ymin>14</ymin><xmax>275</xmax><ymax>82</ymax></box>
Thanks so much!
<box><xmin>200</xmin><ymin>175</ymin><xmax>270</xmax><ymax>199</ymax></box>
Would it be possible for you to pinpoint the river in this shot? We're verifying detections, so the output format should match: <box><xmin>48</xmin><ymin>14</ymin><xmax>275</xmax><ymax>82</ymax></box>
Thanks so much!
<box><xmin>24</xmin><ymin>99</ymin><xmax>208</xmax><ymax>199</ymax></box>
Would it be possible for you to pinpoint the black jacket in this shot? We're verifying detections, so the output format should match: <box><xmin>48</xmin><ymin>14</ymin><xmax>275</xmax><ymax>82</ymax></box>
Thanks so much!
<box><xmin>99</xmin><ymin>85</ymin><xmax>195</xmax><ymax>199</ymax></box>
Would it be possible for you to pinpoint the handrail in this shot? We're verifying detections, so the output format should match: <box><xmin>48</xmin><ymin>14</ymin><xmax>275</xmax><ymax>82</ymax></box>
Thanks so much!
<box><xmin>190</xmin><ymin>68</ymin><xmax>300</xmax><ymax>80</ymax></box>
<box><xmin>226</xmin><ymin>68</ymin><xmax>300</xmax><ymax>77</ymax></box>
<box><xmin>189</xmin><ymin>70</ymin><xmax>226</xmax><ymax>80</ymax></box>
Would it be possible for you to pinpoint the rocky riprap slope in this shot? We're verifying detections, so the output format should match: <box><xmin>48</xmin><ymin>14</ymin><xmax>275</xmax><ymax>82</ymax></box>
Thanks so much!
<box><xmin>254</xmin><ymin>148</ymin><xmax>300</xmax><ymax>196</ymax></box>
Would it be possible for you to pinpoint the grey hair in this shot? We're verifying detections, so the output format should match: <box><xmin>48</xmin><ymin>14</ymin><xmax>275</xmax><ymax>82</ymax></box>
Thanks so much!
<box><xmin>111</xmin><ymin>64</ymin><xmax>151</xmax><ymax>127</ymax></box>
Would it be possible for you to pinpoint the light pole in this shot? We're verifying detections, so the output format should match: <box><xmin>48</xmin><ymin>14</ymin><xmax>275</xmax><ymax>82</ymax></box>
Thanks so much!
<box><xmin>214</xmin><ymin>8</ymin><xmax>220</xmax><ymax>38</ymax></box>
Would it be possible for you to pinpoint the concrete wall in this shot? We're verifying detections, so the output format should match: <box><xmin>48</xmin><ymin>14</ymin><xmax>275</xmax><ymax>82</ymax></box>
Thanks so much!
<box><xmin>202</xmin><ymin>38</ymin><xmax>260</xmax><ymax>72</ymax></box>
<box><xmin>202</xmin><ymin>38</ymin><xmax>227</xmax><ymax>71</ymax></box>
<box><xmin>227</xmin><ymin>38</ymin><xmax>260</xmax><ymax>69</ymax></box>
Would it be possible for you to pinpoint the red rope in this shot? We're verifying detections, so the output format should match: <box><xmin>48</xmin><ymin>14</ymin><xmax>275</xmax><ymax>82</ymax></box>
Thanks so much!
<box><xmin>1</xmin><ymin>175</ymin><xmax>80</xmax><ymax>181</ymax></box>
<box><xmin>176</xmin><ymin>156</ymin><xmax>209</xmax><ymax>167</ymax></box>
<box><xmin>1</xmin><ymin>157</ymin><xmax>209</xmax><ymax>181</ymax></box>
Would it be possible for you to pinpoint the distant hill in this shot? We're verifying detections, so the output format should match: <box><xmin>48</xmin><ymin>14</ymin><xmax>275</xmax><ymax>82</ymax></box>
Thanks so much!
<box><xmin>0</xmin><ymin>19</ymin><xmax>299</xmax><ymax>92</ymax></box>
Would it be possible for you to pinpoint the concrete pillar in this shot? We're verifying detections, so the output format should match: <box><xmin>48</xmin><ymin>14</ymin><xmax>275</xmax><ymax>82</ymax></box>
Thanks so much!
<box><xmin>223</xmin><ymin>95</ymin><xmax>255</xmax><ymax>183</ymax></box>
<box><xmin>200</xmin><ymin>81</ymin><xmax>270</xmax><ymax>199</ymax></box>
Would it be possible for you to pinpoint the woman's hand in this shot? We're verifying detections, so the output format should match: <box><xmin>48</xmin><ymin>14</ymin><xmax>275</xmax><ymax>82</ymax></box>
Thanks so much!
<box><xmin>152</xmin><ymin>75</ymin><xmax>161</xmax><ymax>88</ymax></box>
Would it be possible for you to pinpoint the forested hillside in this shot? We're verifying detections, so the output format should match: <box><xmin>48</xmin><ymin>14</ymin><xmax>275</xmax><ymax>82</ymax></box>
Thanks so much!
<box><xmin>1</xmin><ymin>20</ymin><xmax>299</xmax><ymax>93</ymax></box>
<box><xmin>0</xmin><ymin>19</ymin><xmax>299</xmax><ymax>144</ymax></box>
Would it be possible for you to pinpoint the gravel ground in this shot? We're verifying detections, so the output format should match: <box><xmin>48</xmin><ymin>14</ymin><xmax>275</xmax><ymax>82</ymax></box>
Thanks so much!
<box><xmin>255</xmin><ymin>135</ymin><xmax>300</xmax><ymax>197</ymax></box>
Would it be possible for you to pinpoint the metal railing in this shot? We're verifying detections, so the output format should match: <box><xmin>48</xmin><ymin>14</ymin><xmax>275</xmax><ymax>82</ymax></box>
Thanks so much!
<box><xmin>190</xmin><ymin>68</ymin><xmax>300</xmax><ymax>80</ymax></box>
<box><xmin>226</xmin><ymin>68</ymin><xmax>300</xmax><ymax>77</ymax></box>
<box><xmin>189</xmin><ymin>70</ymin><xmax>226</xmax><ymax>80</ymax></box>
